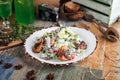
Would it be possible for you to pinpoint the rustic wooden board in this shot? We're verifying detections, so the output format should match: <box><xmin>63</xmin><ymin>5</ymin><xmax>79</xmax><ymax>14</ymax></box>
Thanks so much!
<box><xmin>0</xmin><ymin>40</ymin><xmax>23</xmax><ymax>51</ymax></box>
<box><xmin>84</xmin><ymin>8</ymin><xmax>109</xmax><ymax>24</ymax></box>
<box><xmin>0</xmin><ymin>21</ymin><xmax>120</xmax><ymax>80</ymax></box>
<box><xmin>94</xmin><ymin>0</ymin><xmax>113</xmax><ymax>5</ymax></box>
<box><xmin>0</xmin><ymin>45</ymin><xmax>102</xmax><ymax>80</ymax></box>
<box><xmin>73</xmin><ymin>0</ymin><xmax>111</xmax><ymax>15</ymax></box>
<box><xmin>73</xmin><ymin>0</ymin><xmax>120</xmax><ymax>26</ymax></box>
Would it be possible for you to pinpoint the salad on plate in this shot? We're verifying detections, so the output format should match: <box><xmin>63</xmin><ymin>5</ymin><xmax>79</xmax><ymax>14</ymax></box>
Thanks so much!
<box><xmin>32</xmin><ymin>27</ymin><xmax>87</xmax><ymax>61</ymax></box>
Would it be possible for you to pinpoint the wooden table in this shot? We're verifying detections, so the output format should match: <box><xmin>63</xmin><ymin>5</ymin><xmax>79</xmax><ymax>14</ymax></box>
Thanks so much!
<box><xmin>0</xmin><ymin>20</ymin><xmax>120</xmax><ymax>80</ymax></box>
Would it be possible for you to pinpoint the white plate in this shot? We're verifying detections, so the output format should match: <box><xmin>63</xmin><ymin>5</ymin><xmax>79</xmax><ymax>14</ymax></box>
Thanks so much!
<box><xmin>24</xmin><ymin>27</ymin><xmax>97</xmax><ymax>65</ymax></box>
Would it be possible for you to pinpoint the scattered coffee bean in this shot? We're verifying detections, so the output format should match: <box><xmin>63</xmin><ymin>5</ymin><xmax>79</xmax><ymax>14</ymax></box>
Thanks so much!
<box><xmin>4</xmin><ymin>63</ymin><xmax>12</xmax><ymax>69</ymax></box>
<box><xmin>26</xmin><ymin>75</ymin><xmax>35</xmax><ymax>80</ymax></box>
<box><xmin>46</xmin><ymin>73</ymin><xmax>54</xmax><ymax>80</ymax></box>
<box><xmin>14</xmin><ymin>64</ymin><xmax>23</xmax><ymax>70</ymax></box>
<box><xmin>26</xmin><ymin>70</ymin><xmax>35</xmax><ymax>80</ymax></box>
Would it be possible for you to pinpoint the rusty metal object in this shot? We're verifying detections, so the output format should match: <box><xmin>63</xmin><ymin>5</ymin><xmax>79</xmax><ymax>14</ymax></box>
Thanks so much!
<box><xmin>93</xmin><ymin>18</ymin><xmax>120</xmax><ymax>42</ymax></box>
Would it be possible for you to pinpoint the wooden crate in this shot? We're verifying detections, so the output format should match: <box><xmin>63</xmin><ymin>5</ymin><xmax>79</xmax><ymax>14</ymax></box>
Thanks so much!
<box><xmin>73</xmin><ymin>0</ymin><xmax>120</xmax><ymax>26</ymax></box>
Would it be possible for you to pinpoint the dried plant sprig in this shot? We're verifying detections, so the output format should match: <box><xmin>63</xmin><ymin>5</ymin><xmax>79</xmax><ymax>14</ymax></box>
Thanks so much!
<box><xmin>104</xmin><ymin>50</ymin><xmax>120</xmax><ymax>62</ymax></box>
<box><xmin>81</xmin><ymin>71</ymin><xmax>87</xmax><ymax>80</ymax></box>
<box><xmin>90</xmin><ymin>65</ymin><xmax>119</xmax><ymax>80</ymax></box>
<box><xmin>111</xmin><ymin>65</ymin><xmax>120</xmax><ymax>69</ymax></box>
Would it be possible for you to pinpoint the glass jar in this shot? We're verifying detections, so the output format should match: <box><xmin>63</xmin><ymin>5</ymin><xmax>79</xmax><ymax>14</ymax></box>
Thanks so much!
<box><xmin>14</xmin><ymin>0</ymin><xmax>35</xmax><ymax>24</ymax></box>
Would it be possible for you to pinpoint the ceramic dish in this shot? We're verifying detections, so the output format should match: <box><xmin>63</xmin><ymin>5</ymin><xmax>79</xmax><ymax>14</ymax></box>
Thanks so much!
<box><xmin>24</xmin><ymin>27</ymin><xmax>97</xmax><ymax>65</ymax></box>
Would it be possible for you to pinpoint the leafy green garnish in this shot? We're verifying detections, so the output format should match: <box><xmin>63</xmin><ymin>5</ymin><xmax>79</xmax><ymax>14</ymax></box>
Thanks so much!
<box><xmin>11</xmin><ymin>23</ymin><xmax>35</xmax><ymax>40</ymax></box>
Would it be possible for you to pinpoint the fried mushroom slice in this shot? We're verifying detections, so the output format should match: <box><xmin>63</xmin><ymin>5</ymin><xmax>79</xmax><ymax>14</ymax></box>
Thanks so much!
<box><xmin>57</xmin><ymin>45</ymin><xmax>70</xmax><ymax>61</ymax></box>
<box><xmin>32</xmin><ymin>38</ymin><xmax>45</xmax><ymax>53</ymax></box>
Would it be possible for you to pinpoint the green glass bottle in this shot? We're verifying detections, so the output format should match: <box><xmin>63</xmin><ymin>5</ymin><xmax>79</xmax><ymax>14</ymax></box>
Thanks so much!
<box><xmin>14</xmin><ymin>0</ymin><xmax>35</xmax><ymax>24</ymax></box>
<box><xmin>0</xmin><ymin>0</ymin><xmax>12</xmax><ymax>19</ymax></box>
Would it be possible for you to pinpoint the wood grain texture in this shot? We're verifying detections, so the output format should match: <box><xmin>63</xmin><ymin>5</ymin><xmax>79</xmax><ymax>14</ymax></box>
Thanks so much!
<box><xmin>0</xmin><ymin>20</ymin><xmax>120</xmax><ymax>80</ymax></box>
<box><xmin>73</xmin><ymin>0</ymin><xmax>111</xmax><ymax>15</ymax></box>
<box><xmin>95</xmin><ymin>0</ymin><xmax>113</xmax><ymax>5</ymax></box>
<box><xmin>0</xmin><ymin>40</ymin><xmax>23</xmax><ymax>51</ymax></box>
